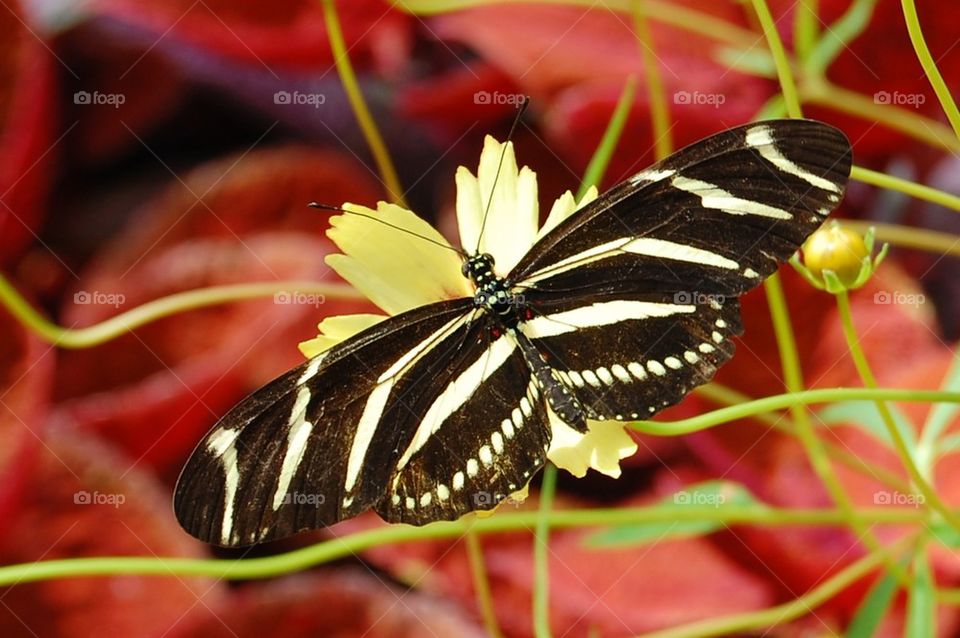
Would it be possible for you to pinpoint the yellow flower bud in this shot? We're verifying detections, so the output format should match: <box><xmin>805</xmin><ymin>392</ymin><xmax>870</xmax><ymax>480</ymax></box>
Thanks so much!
<box><xmin>801</xmin><ymin>222</ymin><xmax>870</xmax><ymax>286</ymax></box>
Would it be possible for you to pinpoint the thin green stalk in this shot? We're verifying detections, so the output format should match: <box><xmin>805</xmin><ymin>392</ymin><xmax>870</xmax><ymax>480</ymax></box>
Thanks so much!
<box><xmin>640</xmin><ymin>535</ymin><xmax>917</xmax><ymax>638</ymax></box>
<box><xmin>651</xmin><ymin>387</ymin><xmax>960</xmax><ymax>435</ymax></box>
<box><xmin>851</xmin><ymin>166</ymin><xmax>960</xmax><ymax>212</ymax></box>
<box><xmin>749</xmin><ymin>0</ymin><xmax>803</xmax><ymax>118</ymax></box>
<box><xmin>901</xmin><ymin>0</ymin><xmax>960</xmax><ymax>140</ymax></box>
<box><xmin>631</xmin><ymin>0</ymin><xmax>672</xmax><ymax>160</ymax></box>
<box><xmin>803</xmin><ymin>80</ymin><xmax>960</xmax><ymax>153</ymax></box>
<box><xmin>576</xmin><ymin>77</ymin><xmax>638</xmax><ymax>200</ymax></box>
<box><xmin>533</xmin><ymin>464</ymin><xmax>558</xmax><ymax>638</ymax></box>
<box><xmin>842</xmin><ymin>221</ymin><xmax>960</xmax><ymax>258</ymax></box>
<box><xmin>763</xmin><ymin>275</ymin><xmax>910</xmax><ymax>586</ymax></box>
<box><xmin>835</xmin><ymin>290</ymin><xmax>960</xmax><ymax>532</ymax></box>
<box><xmin>805</xmin><ymin>0</ymin><xmax>877</xmax><ymax>75</ymax></box>
<box><xmin>321</xmin><ymin>0</ymin><xmax>408</xmax><ymax>206</ymax></box>
<box><xmin>694</xmin><ymin>384</ymin><xmax>912</xmax><ymax>493</ymax></box>
<box><xmin>465</xmin><ymin>528</ymin><xmax>505</xmax><ymax>638</ymax></box>
<box><xmin>0</xmin><ymin>506</ymin><xmax>931</xmax><ymax>587</ymax></box>
<box><xmin>794</xmin><ymin>0</ymin><xmax>819</xmax><ymax>62</ymax></box>
<box><xmin>0</xmin><ymin>275</ymin><xmax>362</xmax><ymax>349</ymax></box>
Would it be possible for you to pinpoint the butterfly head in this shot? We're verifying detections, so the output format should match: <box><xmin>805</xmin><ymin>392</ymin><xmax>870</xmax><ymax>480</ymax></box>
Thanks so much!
<box><xmin>461</xmin><ymin>252</ymin><xmax>497</xmax><ymax>286</ymax></box>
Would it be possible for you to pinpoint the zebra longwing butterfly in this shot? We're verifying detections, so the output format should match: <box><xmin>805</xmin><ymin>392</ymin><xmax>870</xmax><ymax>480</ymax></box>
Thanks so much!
<box><xmin>175</xmin><ymin>119</ymin><xmax>852</xmax><ymax>546</ymax></box>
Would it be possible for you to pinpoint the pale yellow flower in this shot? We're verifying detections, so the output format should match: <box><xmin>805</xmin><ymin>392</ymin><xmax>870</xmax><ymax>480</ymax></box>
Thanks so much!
<box><xmin>299</xmin><ymin>136</ymin><xmax>638</xmax><ymax>487</ymax></box>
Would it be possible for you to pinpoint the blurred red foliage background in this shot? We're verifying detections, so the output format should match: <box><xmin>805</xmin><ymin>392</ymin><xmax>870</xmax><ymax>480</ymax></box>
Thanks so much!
<box><xmin>1</xmin><ymin>0</ymin><xmax>959</xmax><ymax>636</ymax></box>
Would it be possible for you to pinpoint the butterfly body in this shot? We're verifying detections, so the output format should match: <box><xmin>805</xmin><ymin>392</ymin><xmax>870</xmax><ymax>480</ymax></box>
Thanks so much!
<box><xmin>175</xmin><ymin>119</ymin><xmax>853</xmax><ymax>546</ymax></box>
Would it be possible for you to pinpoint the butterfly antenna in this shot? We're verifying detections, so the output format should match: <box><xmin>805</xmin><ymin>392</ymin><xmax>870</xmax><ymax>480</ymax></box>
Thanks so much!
<box><xmin>309</xmin><ymin>203</ymin><xmax>467</xmax><ymax>257</ymax></box>
<box><xmin>473</xmin><ymin>96</ymin><xmax>531</xmax><ymax>255</ymax></box>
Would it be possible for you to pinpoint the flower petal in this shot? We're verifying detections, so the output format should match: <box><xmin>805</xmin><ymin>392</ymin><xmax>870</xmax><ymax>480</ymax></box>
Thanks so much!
<box><xmin>326</xmin><ymin>202</ymin><xmax>472</xmax><ymax>315</ymax></box>
<box><xmin>455</xmin><ymin>165</ymin><xmax>483</xmax><ymax>253</ymax></box>
<box><xmin>468</xmin><ymin>136</ymin><xmax>539</xmax><ymax>274</ymax></box>
<box><xmin>298</xmin><ymin>313</ymin><xmax>387</xmax><ymax>358</ymax></box>
<box><xmin>546</xmin><ymin>411</ymin><xmax>638</xmax><ymax>478</ymax></box>
<box><xmin>538</xmin><ymin>185</ymin><xmax>598</xmax><ymax>240</ymax></box>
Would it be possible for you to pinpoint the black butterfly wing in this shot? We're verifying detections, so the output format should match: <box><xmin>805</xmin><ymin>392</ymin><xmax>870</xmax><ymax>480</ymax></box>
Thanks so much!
<box><xmin>509</xmin><ymin>119</ymin><xmax>851</xmax><ymax>421</ymax></box>
<box><xmin>174</xmin><ymin>297</ymin><xmax>478</xmax><ymax>546</ymax></box>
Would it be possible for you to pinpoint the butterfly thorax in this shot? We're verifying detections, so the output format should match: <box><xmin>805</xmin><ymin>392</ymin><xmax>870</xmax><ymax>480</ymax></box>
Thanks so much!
<box><xmin>462</xmin><ymin>253</ymin><xmax>522</xmax><ymax>322</ymax></box>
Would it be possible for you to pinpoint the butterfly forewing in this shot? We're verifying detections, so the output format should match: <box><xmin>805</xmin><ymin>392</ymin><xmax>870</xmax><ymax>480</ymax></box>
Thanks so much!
<box><xmin>175</xmin><ymin>298</ymin><xmax>474</xmax><ymax>546</ymax></box>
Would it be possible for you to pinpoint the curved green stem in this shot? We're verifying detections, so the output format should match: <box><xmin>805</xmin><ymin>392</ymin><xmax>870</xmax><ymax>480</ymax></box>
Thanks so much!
<box><xmin>851</xmin><ymin>166</ymin><xmax>960</xmax><ymax>212</ymax></box>
<box><xmin>641</xmin><ymin>387</ymin><xmax>960</xmax><ymax>436</ymax></box>
<box><xmin>641</xmin><ymin>534</ymin><xmax>916</xmax><ymax>638</ymax></box>
<box><xmin>631</xmin><ymin>0</ymin><xmax>672</xmax><ymax>160</ymax></box>
<box><xmin>749</xmin><ymin>0</ymin><xmax>803</xmax><ymax>118</ymax></box>
<box><xmin>794</xmin><ymin>0</ymin><xmax>819</xmax><ymax>62</ymax></box>
<box><xmin>465</xmin><ymin>527</ymin><xmax>505</xmax><ymax>638</ymax></box>
<box><xmin>321</xmin><ymin>0</ymin><xmax>408</xmax><ymax>206</ymax></box>
<box><xmin>835</xmin><ymin>290</ymin><xmax>960</xmax><ymax>532</ymax></box>
<box><xmin>577</xmin><ymin>76</ymin><xmax>637</xmax><ymax>200</ymax></box>
<box><xmin>696</xmin><ymin>383</ymin><xmax>912</xmax><ymax>493</ymax></box>
<box><xmin>0</xmin><ymin>275</ymin><xmax>362</xmax><ymax>349</ymax></box>
<box><xmin>763</xmin><ymin>274</ymin><xmax>910</xmax><ymax>586</ymax></box>
<box><xmin>0</xmin><ymin>505</ymin><xmax>930</xmax><ymax>587</ymax></box>
<box><xmin>533</xmin><ymin>464</ymin><xmax>558</xmax><ymax>638</ymax></box>
<box><xmin>841</xmin><ymin>221</ymin><xmax>960</xmax><ymax>258</ymax></box>
<box><xmin>901</xmin><ymin>0</ymin><xmax>960</xmax><ymax>140</ymax></box>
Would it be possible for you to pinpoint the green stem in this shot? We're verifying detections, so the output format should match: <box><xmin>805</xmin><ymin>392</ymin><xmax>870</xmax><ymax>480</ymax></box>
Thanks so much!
<box><xmin>641</xmin><ymin>535</ymin><xmax>916</xmax><ymax>638</ymax></box>
<box><xmin>533</xmin><ymin>464</ymin><xmax>558</xmax><ymax>638</ymax></box>
<box><xmin>841</xmin><ymin>221</ymin><xmax>960</xmax><ymax>257</ymax></box>
<box><xmin>639</xmin><ymin>387</ymin><xmax>960</xmax><ymax>436</ymax></box>
<box><xmin>0</xmin><ymin>275</ymin><xmax>362</xmax><ymax>349</ymax></box>
<box><xmin>694</xmin><ymin>384</ymin><xmax>912</xmax><ymax>493</ymax></box>
<box><xmin>763</xmin><ymin>275</ymin><xmax>910</xmax><ymax>586</ymax></box>
<box><xmin>0</xmin><ymin>505</ymin><xmax>928</xmax><ymax>586</ymax></box>
<box><xmin>803</xmin><ymin>80</ymin><xmax>960</xmax><ymax>153</ymax></box>
<box><xmin>794</xmin><ymin>0</ymin><xmax>819</xmax><ymax>62</ymax></box>
<box><xmin>576</xmin><ymin>76</ymin><xmax>637</xmax><ymax>200</ymax></box>
<box><xmin>835</xmin><ymin>290</ymin><xmax>960</xmax><ymax>532</ymax></box>
<box><xmin>465</xmin><ymin>527</ymin><xmax>505</xmax><ymax>638</ymax></box>
<box><xmin>321</xmin><ymin>0</ymin><xmax>408</xmax><ymax>206</ymax></box>
<box><xmin>851</xmin><ymin>166</ymin><xmax>960</xmax><ymax>212</ymax></box>
<box><xmin>631</xmin><ymin>0</ymin><xmax>672</xmax><ymax>160</ymax></box>
<box><xmin>901</xmin><ymin>0</ymin><xmax>960</xmax><ymax>141</ymax></box>
<box><xmin>749</xmin><ymin>0</ymin><xmax>803</xmax><ymax>118</ymax></box>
